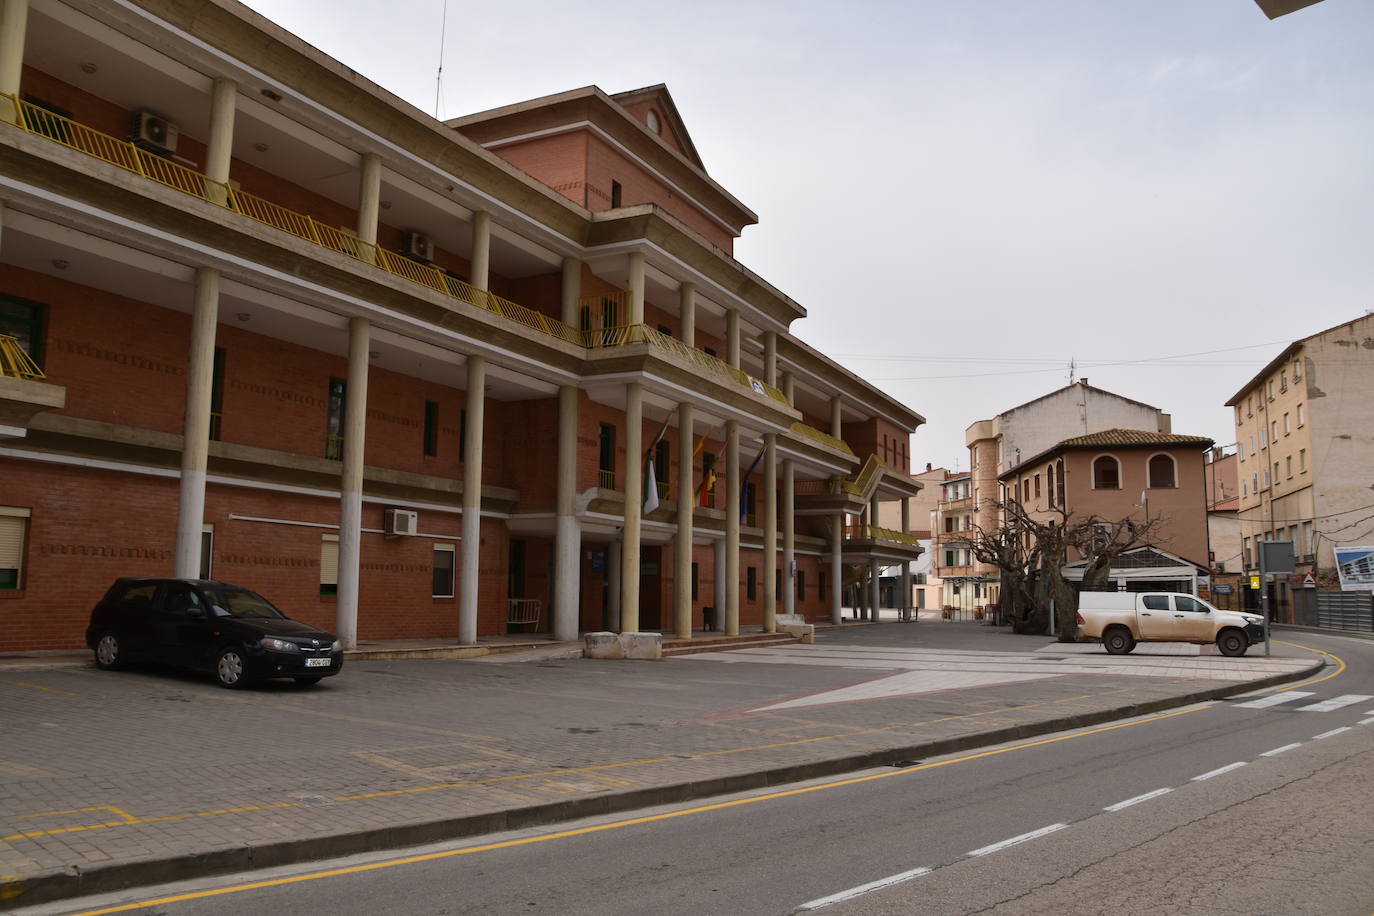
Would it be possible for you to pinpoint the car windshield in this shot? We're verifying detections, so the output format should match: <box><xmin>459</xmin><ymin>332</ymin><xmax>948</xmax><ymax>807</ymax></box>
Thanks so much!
<box><xmin>203</xmin><ymin>587</ymin><xmax>285</xmax><ymax>619</ymax></box>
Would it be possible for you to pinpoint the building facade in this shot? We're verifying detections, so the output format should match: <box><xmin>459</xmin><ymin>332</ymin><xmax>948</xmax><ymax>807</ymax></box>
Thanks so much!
<box><xmin>0</xmin><ymin>0</ymin><xmax>923</xmax><ymax>652</ymax></box>
<box><xmin>1226</xmin><ymin>314</ymin><xmax>1374</xmax><ymax>607</ymax></box>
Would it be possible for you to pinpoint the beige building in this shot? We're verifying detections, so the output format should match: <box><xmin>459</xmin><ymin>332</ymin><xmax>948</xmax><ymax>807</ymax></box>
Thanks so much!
<box><xmin>1225</xmin><ymin>314</ymin><xmax>1374</xmax><ymax>605</ymax></box>
<box><xmin>963</xmin><ymin>380</ymin><xmax>1174</xmax><ymax>605</ymax></box>
<box><xmin>877</xmin><ymin>463</ymin><xmax>945</xmax><ymax>612</ymax></box>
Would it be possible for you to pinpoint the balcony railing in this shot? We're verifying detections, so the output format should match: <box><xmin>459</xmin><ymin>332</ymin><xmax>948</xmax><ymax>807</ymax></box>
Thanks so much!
<box><xmin>325</xmin><ymin>434</ymin><xmax>344</xmax><ymax>461</ymax></box>
<box><xmin>1</xmin><ymin>96</ymin><xmax>790</xmax><ymax>408</ymax></box>
<box><xmin>0</xmin><ymin>335</ymin><xmax>44</xmax><ymax>379</ymax></box>
<box><xmin>844</xmin><ymin>524</ymin><xmax>921</xmax><ymax>547</ymax></box>
<box><xmin>598</xmin><ymin>468</ymin><xmax>615</xmax><ymax>489</ymax></box>
<box><xmin>842</xmin><ymin>454</ymin><xmax>885</xmax><ymax>498</ymax></box>
<box><xmin>789</xmin><ymin>422</ymin><xmax>854</xmax><ymax>455</ymax></box>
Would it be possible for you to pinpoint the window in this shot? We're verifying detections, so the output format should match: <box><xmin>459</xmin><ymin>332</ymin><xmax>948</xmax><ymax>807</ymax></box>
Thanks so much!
<box><xmin>1247</xmin><ymin>397</ymin><xmax>1253</xmax><ymax>417</ymax></box>
<box><xmin>1148</xmin><ymin>454</ymin><xmax>1176</xmax><ymax>488</ymax></box>
<box><xmin>646</xmin><ymin>109</ymin><xmax>661</xmax><ymax>134</ymax></box>
<box><xmin>775</xmin><ymin>568</ymin><xmax>781</xmax><ymax>599</ymax></box>
<box><xmin>1142</xmin><ymin>595</ymin><xmax>1169</xmax><ymax>611</ymax></box>
<box><xmin>1249</xmin><ymin>436</ymin><xmax>1255</xmax><ymax>457</ymax></box>
<box><xmin>746</xmin><ymin>567</ymin><xmax>756</xmax><ymax>601</ymax></box>
<box><xmin>209</xmin><ymin>348</ymin><xmax>226</xmax><ymax>441</ymax></box>
<box><xmin>0</xmin><ymin>294</ymin><xmax>47</xmax><ymax>367</ymax></box>
<box><xmin>432</xmin><ymin>544</ymin><xmax>455</xmax><ymax>598</ymax></box>
<box><xmin>1260</xmin><ymin>428</ymin><xmax>1268</xmax><ymax>449</ymax></box>
<box><xmin>797</xmin><ymin>570</ymin><xmax>806</xmax><ymax>601</ymax></box>
<box><xmin>1243</xmin><ymin>538</ymin><xmax>1251</xmax><ymax>567</ymax></box>
<box><xmin>1271</xmin><ymin>421</ymin><xmax>1278</xmax><ymax>442</ymax></box>
<box><xmin>1293</xmin><ymin>359</ymin><xmax>1302</xmax><ymax>380</ymax></box>
<box><xmin>691</xmin><ymin>562</ymin><xmax>699</xmax><ymax>601</ymax></box>
<box><xmin>1297</xmin><ymin>404</ymin><xmax>1304</xmax><ymax>427</ymax></box>
<box><xmin>1273</xmin><ymin>461</ymin><xmax>1280</xmax><ymax>485</ymax></box>
<box><xmin>1242</xmin><ymin>480</ymin><xmax>1248</xmax><ymax>497</ymax></box>
<box><xmin>1056</xmin><ymin>458</ymin><xmax>1065</xmax><ymax>507</ymax></box>
<box><xmin>0</xmin><ymin>507</ymin><xmax>30</xmax><ymax>590</ymax></box>
<box><xmin>1302</xmin><ymin>521</ymin><xmax>1313</xmax><ymax>555</ymax></box>
<box><xmin>945</xmin><ymin>550</ymin><xmax>956</xmax><ymax>567</ymax></box>
<box><xmin>1175</xmin><ymin>596</ymin><xmax>1205</xmax><ymax>613</ymax></box>
<box><xmin>1299</xmin><ymin>448</ymin><xmax>1306</xmax><ymax>472</ymax></box>
<box><xmin>1285</xmin><ymin>456</ymin><xmax>1292</xmax><ymax>479</ymax></box>
<box><xmin>598</xmin><ymin>423</ymin><xmax>616</xmax><ymax>488</ymax></box>
<box><xmin>1267</xmin><ymin>380</ymin><xmax>1275</xmax><ymax>400</ymax></box>
<box><xmin>1047</xmin><ymin>465</ymin><xmax>1056</xmax><ymax>507</ymax></box>
<box><xmin>1252</xmin><ymin>473</ymin><xmax>1258</xmax><ymax>492</ymax></box>
<box><xmin>1263</xmin><ymin>467</ymin><xmax>1270</xmax><ymax>487</ymax></box>
<box><xmin>654</xmin><ymin>438</ymin><xmax>670</xmax><ymax>499</ymax></box>
<box><xmin>20</xmin><ymin>96</ymin><xmax>71</xmax><ymax>143</ymax></box>
<box><xmin>1235</xmin><ymin>406</ymin><xmax>1242</xmax><ymax>426</ymax></box>
<box><xmin>319</xmin><ymin>534</ymin><xmax>339</xmax><ymax>596</ymax></box>
<box><xmin>1283</xmin><ymin>413</ymin><xmax>1290</xmax><ymax>436</ymax></box>
<box><xmin>1034</xmin><ymin>474</ymin><xmax>1041</xmax><ymax>499</ymax></box>
<box><xmin>1092</xmin><ymin>455</ymin><xmax>1121</xmax><ymax>489</ymax></box>
<box><xmin>610</xmin><ymin>180</ymin><xmax>622</xmax><ymax>208</ymax></box>
<box><xmin>199</xmin><ymin>525</ymin><xmax>214</xmax><ymax>581</ymax></box>
<box><xmin>325</xmin><ymin>377</ymin><xmax>346</xmax><ymax>460</ymax></box>
<box><xmin>1280</xmin><ymin>371</ymin><xmax>1287</xmax><ymax>392</ymax></box>
<box><xmin>423</xmin><ymin>401</ymin><xmax>440</xmax><ymax>457</ymax></box>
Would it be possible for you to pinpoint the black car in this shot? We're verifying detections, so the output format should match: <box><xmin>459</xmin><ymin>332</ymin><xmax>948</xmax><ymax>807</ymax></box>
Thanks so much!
<box><xmin>85</xmin><ymin>578</ymin><xmax>343</xmax><ymax>688</ymax></box>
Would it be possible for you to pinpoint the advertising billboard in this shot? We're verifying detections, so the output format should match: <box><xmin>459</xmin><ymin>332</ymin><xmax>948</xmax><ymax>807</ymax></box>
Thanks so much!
<box><xmin>1334</xmin><ymin>546</ymin><xmax>1374</xmax><ymax>592</ymax></box>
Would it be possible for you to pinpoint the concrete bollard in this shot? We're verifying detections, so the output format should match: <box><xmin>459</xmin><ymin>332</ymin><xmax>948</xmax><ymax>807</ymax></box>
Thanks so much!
<box><xmin>780</xmin><ymin>623</ymin><xmax>815</xmax><ymax>644</ymax></box>
<box><xmin>619</xmin><ymin>632</ymin><xmax>663</xmax><ymax>660</ymax></box>
<box><xmin>583</xmin><ymin>632</ymin><xmax>625</xmax><ymax>659</ymax></box>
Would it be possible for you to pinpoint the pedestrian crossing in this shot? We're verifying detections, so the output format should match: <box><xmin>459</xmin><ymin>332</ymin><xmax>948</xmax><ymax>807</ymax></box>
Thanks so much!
<box><xmin>1233</xmin><ymin>692</ymin><xmax>1373</xmax><ymax>712</ymax></box>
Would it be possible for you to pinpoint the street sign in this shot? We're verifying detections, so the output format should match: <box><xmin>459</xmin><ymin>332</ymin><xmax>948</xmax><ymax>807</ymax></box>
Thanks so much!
<box><xmin>1302</xmin><ymin>573</ymin><xmax>1316</xmax><ymax>586</ymax></box>
<box><xmin>1249</xmin><ymin>575</ymin><xmax>1261</xmax><ymax>590</ymax></box>
<box><xmin>1214</xmin><ymin>584</ymin><xmax>1234</xmax><ymax>595</ymax></box>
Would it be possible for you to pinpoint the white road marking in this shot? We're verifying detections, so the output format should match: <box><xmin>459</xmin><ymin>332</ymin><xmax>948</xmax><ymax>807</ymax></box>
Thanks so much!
<box><xmin>1103</xmin><ymin>787</ymin><xmax>1173</xmax><ymax>812</ymax></box>
<box><xmin>966</xmin><ymin>823</ymin><xmax>1067</xmax><ymax>859</ymax></box>
<box><xmin>1260</xmin><ymin>743</ymin><xmax>1303</xmax><ymax>757</ymax></box>
<box><xmin>754</xmin><ymin>670</ymin><xmax>1057</xmax><ymax>711</ymax></box>
<box><xmin>1312</xmin><ymin>727</ymin><xmax>1352</xmax><ymax>740</ymax></box>
<box><xmin>1192</xmin><ymin>761</ymin><xmax>1247</xmax><ymax>781</ymax></box>
<box><xmin>1232</xmin><ymin>691</ymin><xmax>1314</xmax><ymax>708</ymax></box>
<box><xmin>1360</xmin><ymin>717</ymin><xmax>1374</xmax><ymax>726</ymax></box>
<box><xmin>1296</xmin><ymin>694</ymin><xmax>1374</xmax><ymax>713</ymax></box>
<box><xmin>795</xmin><ymin>866</ymin><xmax>933</xmax><ymax>911</ymax></box>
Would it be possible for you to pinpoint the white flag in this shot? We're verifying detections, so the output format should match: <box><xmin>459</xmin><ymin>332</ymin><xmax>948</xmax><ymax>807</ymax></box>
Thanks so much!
<box><xmin>644</xmin><ymin>458</ymin><xmax>660</xmax><ymax>514</ymax></box>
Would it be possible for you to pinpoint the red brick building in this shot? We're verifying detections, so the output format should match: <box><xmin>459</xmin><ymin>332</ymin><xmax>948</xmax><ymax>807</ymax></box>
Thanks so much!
<box><xmin>0</xmin><ymin>0</ymin><xmax>923</xmax><ymax>652</ymax></box>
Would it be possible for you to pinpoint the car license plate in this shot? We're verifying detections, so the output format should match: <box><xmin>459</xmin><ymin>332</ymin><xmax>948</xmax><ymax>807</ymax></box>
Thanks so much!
<box><xmin>305</xmin><ymin>657</ymin><xmax>331</xmax><ymax>668</ymax></box>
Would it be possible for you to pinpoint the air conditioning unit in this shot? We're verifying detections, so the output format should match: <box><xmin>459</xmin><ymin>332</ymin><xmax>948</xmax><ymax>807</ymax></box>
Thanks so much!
<box><xmin>402</xmin><ymin>231</ymin><xmax>434</xmax><ymax>263</ymax></box>
<box><xmin>384</xmin><ymin>508</ymin><xmax>418</xmax><ymax>537</ymax></box>
<box><xmin>132</xmin><ymin>110</ymin><xmax>179</xmax><ymax>156</ymax></box>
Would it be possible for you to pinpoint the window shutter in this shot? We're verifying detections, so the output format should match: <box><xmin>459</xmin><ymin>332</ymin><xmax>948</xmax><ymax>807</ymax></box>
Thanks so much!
<box><xmin>320</xmin><ymin>535</ymin><xmax>339</xmax><ymax>586</ymax></box>
<box><xmin>0</xmin><ymin>515</ymin><xmax>25</xmax><ymax>570</ymax></box>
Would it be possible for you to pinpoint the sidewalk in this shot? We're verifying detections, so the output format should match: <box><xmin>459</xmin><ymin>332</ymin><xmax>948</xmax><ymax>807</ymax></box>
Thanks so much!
<box><xmin>0</xmin><ymin>621</ymin><xmax>1323</xmax><ymax>907</ymax></box>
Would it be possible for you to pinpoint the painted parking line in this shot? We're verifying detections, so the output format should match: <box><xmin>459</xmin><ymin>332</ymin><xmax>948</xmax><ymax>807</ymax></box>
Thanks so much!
<box><xmin>1103</xmin><ymin>788</ymin><xmax>1173</xmax><ymax>812</ymax></box>
<box><xmin>1192</xmin><ymin>762</ymin><xmax>1247</xmax><ymax>781</ymax></box>
<box><xmin>795</xmin><ymin>865</ymin><xmax>933</xmax><ymax>911</ymax></box>
<box><xmin>966</xmin><ymin>824</ymin><xmax>1067</xmax><ymax>859</ymax></box>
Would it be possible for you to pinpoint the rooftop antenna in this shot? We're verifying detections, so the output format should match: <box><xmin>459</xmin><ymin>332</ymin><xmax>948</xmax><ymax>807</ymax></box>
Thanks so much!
<box><xmin>1067</xmin><ymin>357</ymin><xmax>1076</xmax><ymax>385</ymax></box>
<box><xmin>434</xmin><ymin>0</ymin><xmax>449</xmax><ymax>119</ymax></box>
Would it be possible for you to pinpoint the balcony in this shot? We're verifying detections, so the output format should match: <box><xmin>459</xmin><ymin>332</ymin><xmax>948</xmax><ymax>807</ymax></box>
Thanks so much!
<box><xmin>0</xmin><ymin>335</ymin><xmax>66</xmax><ymax>439</ymax></box>
<box><xmin>0</xmin><ymin>95</ymin><xmax>790</xmax><ymax>410</ymax></box>
<box><xmin>940</xmin><ymin>495</ymin><xmax>973</xmax><ymax>511</ymax></box>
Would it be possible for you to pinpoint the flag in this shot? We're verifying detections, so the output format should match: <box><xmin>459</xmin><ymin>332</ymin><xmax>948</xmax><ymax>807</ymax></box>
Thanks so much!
<box><xmin>693</xmin><ymin>425</ymin><xmax>716</xmax><ymax>458</ymax></box>
<box><xmin>644</xmin><ymin>457</ymin><xmax>660</xmax><ymax>514</ymax></box>
<box><xmin>695</xmin><ymin>450</ymin><xmax>721</xmax><ymax>502</ymax></box>
<box><xmin>739</xmin><ymin>447</ymin><xmax>765</xmax><ymax>522</ymax></box>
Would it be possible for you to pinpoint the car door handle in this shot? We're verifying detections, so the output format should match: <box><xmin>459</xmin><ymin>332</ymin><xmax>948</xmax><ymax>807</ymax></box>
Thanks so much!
<box><xmin>1174</xmin><ymin>614</ymin><xmax>1185</xmax><ymax>618</ymax></box>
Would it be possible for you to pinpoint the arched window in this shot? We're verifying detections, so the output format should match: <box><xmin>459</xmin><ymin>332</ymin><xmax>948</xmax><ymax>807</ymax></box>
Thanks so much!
<box><xmin>1148</xmin><ymin>453</ymin><xmax>1177</xmax><ymax>488</ymax></box>
<box><xmin>1056</xmin><ymin>458</ymin><xmax>1065</xmax><ymax>506</ymax></box>
<box><xmin>1092</xmin><ymin>455</ymin><xmax>1121</xmax><ymax>489</ymax></box>
<box><xmin>1046</xmin><ymin>464</ymin><xmax>1056</xmax><ymax>507</ymax></box>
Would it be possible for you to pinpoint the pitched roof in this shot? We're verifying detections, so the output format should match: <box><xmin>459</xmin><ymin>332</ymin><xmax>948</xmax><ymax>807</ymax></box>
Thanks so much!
<box><xmin>609</xmin><ymin>84</ymin><xmax>703</xmax><ymax>169</ymax></box>
<box><xmin>997</xmin><ymin>380</ymin><xmax>1161</xmax><ymax>419</ymax></box>
<box><xmin>1056</xmin><ymin>429</ymin><xmax>1215</xmax><ymax>449</ymax></box>
<box><xmin>1224</xmin><ymin>312</ymin><xmax>1374</xmax><ymax>406</ymax></box>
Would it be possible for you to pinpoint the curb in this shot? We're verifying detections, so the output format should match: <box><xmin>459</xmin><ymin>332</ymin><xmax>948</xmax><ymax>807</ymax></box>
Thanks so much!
<box><xmin>2</xmin><ymin>655</ymin><xmax>1324</xmax><ymax>908</ymax></box>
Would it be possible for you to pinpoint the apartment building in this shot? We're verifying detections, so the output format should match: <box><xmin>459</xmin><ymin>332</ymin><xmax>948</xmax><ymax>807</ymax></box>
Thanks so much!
<box><xmin>1226</xmin><ymin>313</ymin><xmax>1374</xmax><ymax>604</ymax></box>
<box><xmin>929</xmin><ymin>470</ymin><xmax>985</xmax><ymax>613</ymax></box>
<box><xmin>0</xmin><ymin>0</ymin><xmax>923</xmax><ymax>652</ymax></box>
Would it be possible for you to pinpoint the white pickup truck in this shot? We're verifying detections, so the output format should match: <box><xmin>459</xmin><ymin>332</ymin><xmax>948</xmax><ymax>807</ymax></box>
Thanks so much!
<box><xmin>1075</xmin><ymin>591</ymin><xmax>1265</xmax><ymax>657</ymax></box>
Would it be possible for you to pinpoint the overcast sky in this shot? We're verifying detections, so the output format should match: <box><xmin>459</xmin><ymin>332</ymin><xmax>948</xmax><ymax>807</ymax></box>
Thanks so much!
<box><xmin>244</xmin><ymin>0</ymin><xmax>1373</xmax><ymax>469</ymax></box>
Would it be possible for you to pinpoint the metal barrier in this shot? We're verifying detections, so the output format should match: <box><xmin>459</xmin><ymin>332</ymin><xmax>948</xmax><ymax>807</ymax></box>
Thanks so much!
<box><xmin>0</xmin><ymin>335</ymin><xmax>44</xmax><ymax>380</ymax></box>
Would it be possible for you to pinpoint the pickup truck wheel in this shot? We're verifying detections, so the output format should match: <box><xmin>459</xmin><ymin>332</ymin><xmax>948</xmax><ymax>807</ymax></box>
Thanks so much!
<box><xmin>1216</xmin><ymin>629</ymin><xmax>1248</xmax><ymax>658</ymax></box>
<box><xmin>1103</xmin><ymin>627</ymin><xmax>1135</xmax><ymax>655</ymax></box>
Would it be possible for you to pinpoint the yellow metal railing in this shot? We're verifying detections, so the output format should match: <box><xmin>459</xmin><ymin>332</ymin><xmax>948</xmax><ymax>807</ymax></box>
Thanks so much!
<box><xmin>2</xmin><ymin>96</ymin><xmax>794</xmax><ymax>408</ymax></box>
<box><xmin>842</xmin><ymin>454</ymin><xmax>885</xmax><ymax>498</ymax></box>
<box><xmin>0</xmin><ymin>335</ymin><xmax>45</xmax><ymax>380</ymax></box>
<box><xmin>598</xmin><ymin>468</ymin><xmax>615</xmax><ymax>489</ymax></box>
<box><xmin>789</xmin><ymin>422</ymin><xmax>854</xmax><ymax>455</ymax></box>
<box><xmin>868</xmin><ymin>525</ymin><xmax>922</xmax><ymax>547</ymax></box>
<box><xmin>325</xmin><ymin>435</ymin><xmax>344</xmax><ymax>461</ymax></box>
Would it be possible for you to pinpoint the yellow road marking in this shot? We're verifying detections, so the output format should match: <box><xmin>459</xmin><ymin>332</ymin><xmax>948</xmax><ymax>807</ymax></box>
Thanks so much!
<box><xmin>19</xmin><ymin>805</ymin><xmax>137</xmax><ymax>822</ymax></box>
<box><xmin>2</xmin><ymin>803</ymin><xmax>301</xmax><ymax>843</ymax></box>
<box><xmin>1271</xmin><ymin>642</ymin><xmax>1344</xmax><ymax>691</ymax></box>
<box><xmin>63</xmin><ymin>705</ymin><xmax>1207</xmax><ymax>916</ymax></box>
<box><xmin>0</xmin><ymin>679</ymin><xmax>76</xmax><ymax>696</ymax></box>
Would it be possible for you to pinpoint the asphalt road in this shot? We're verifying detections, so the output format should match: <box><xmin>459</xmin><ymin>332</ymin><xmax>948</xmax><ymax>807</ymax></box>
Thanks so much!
<box><xmin>23</xmin><ymin>629</ymin><xmax>1372</xmax><ymax>916</ymax></box>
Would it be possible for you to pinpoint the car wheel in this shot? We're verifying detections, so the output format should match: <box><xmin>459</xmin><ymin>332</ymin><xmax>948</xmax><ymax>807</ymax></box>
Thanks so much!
<box><xmin>294</xmin><ymin>676</ymin><xmax>323</xmax><ymax>686</ymax></box>
<box><xmin>1216</xmin><ymin>629</ymin><xmax>1248</xmax><ymax>658</ymax></box>
<box><xmin>94</xmin><ymin>632</ymin><xmax>127</xmax><ymax>670</ymax></box>
<box><xmin>1103</xmin><ymin>627</ymin><xmax>1136</xmax><ymax>655</ymax></box>
<box><xmin>215</xmin><ymin>647</ymin><xmax>250</xmax><ymax>689</ymax></box>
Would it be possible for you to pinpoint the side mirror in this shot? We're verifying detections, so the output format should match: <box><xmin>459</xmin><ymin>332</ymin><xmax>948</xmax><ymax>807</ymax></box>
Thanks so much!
<box><xmin>186</xmin><ymin>606</ymin><xmax>206</xmax><ymax>619</ymax></box>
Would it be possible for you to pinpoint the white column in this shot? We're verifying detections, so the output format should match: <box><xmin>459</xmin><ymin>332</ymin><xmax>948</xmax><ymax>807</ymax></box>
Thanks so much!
<box><xmin>553</xmin><ymin>385</ymin><xmax>580</xmax><ymax>641</ymax></box>
<box><xmin>674</xmin><ymin>402</ymin><xmax>694</xmax><ymax>639</ymax></box>
<box><xmin>901</xmin><ymin>498</ymin><xmax>912</xmax><ymax>621</ymax></box>
<box><xmin>831</xmin><ymin>515</ymin><xmax>844</xmax><ymax>625</ymax></box>
<box><xmin>763</xmin><ymin>331</ymin><xmax>777</xmax><ymax>387</ymax></box>
<box><xmin>869</xmin><ymin>560</ymin><xmax>880</xmax><ymax>622</ymax></box>
<box><xmin>607</xmin><ymin>540</ymin><xmax>622</xmax><ymax>633</ymax></box>
<box><xmin>628</xmin><ymin>252</ymin><xmax>645</xmax><ymax>326</ymax></box>
<box><xmin>357</xmin><ymin>153</ymin><xmax>382</xmax><ymax>245</ymax></box>
<box><xmin>726</xmin><ymin>310</ymin><xmax>741</xmax><ymax>368</ymax></box>
<box><xmin>336</xmin><ymin>317</ymin><xmax>370</xmax><ymax>648</ymax></box>
<box><xmin>762</xmin><ymin>433</ymin><xmax>777</xmax><ymax>633</ymax></box>
<box><xmin>713</xmin><ymin>537</ymin><xmax>726</xmax><ymax>631</ymax></box>
<box><xmin>620</xmin><ymin>383</ymin><xmax>642</xmax><ymax>632</ymax></box>
<box><xmin>830</xmin><ymin>394</ymin><xmax>842</xmax><ymax>439</ymax></box>
<box><xmin>0</xmin><ymin>0</ymin><xmax>29</xmax><ymax>117</ymax></box>
<box><xmin>174</xmin><ymin>267</ymin><xmax>219</xmax><ymax>579</ymax></box>
<box><xmin>459</xmin><ymin>356</ymin><xmax>485</xmax><ymax>645</ymax></box>
<box><xmin>204</xmin><ymin>78</ymin><xmax>237</xmax><ymax>206</ymax></box>
<box><xmin>470</xmin><ymin>210</ymin><xmax>491</xmax><ymax>291</ymax></box>
<box><xmin>783</xmin><ymin>458</ymin><xmax>796</xmax><ymax>616</ymax></box>
<box><xmin>561</xmin><ymin>256</ymin><xmax>581</xmax><ymax>327</ymax></box>
<box><xmin>725</xmin><ymin>420</ymin><xmax>741</xmax><ymax>635</ymax></box>
<box><xmin>680</xmin><ymin>282</ymin><xmax>696</xmax><ymax>348</ymax></box>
